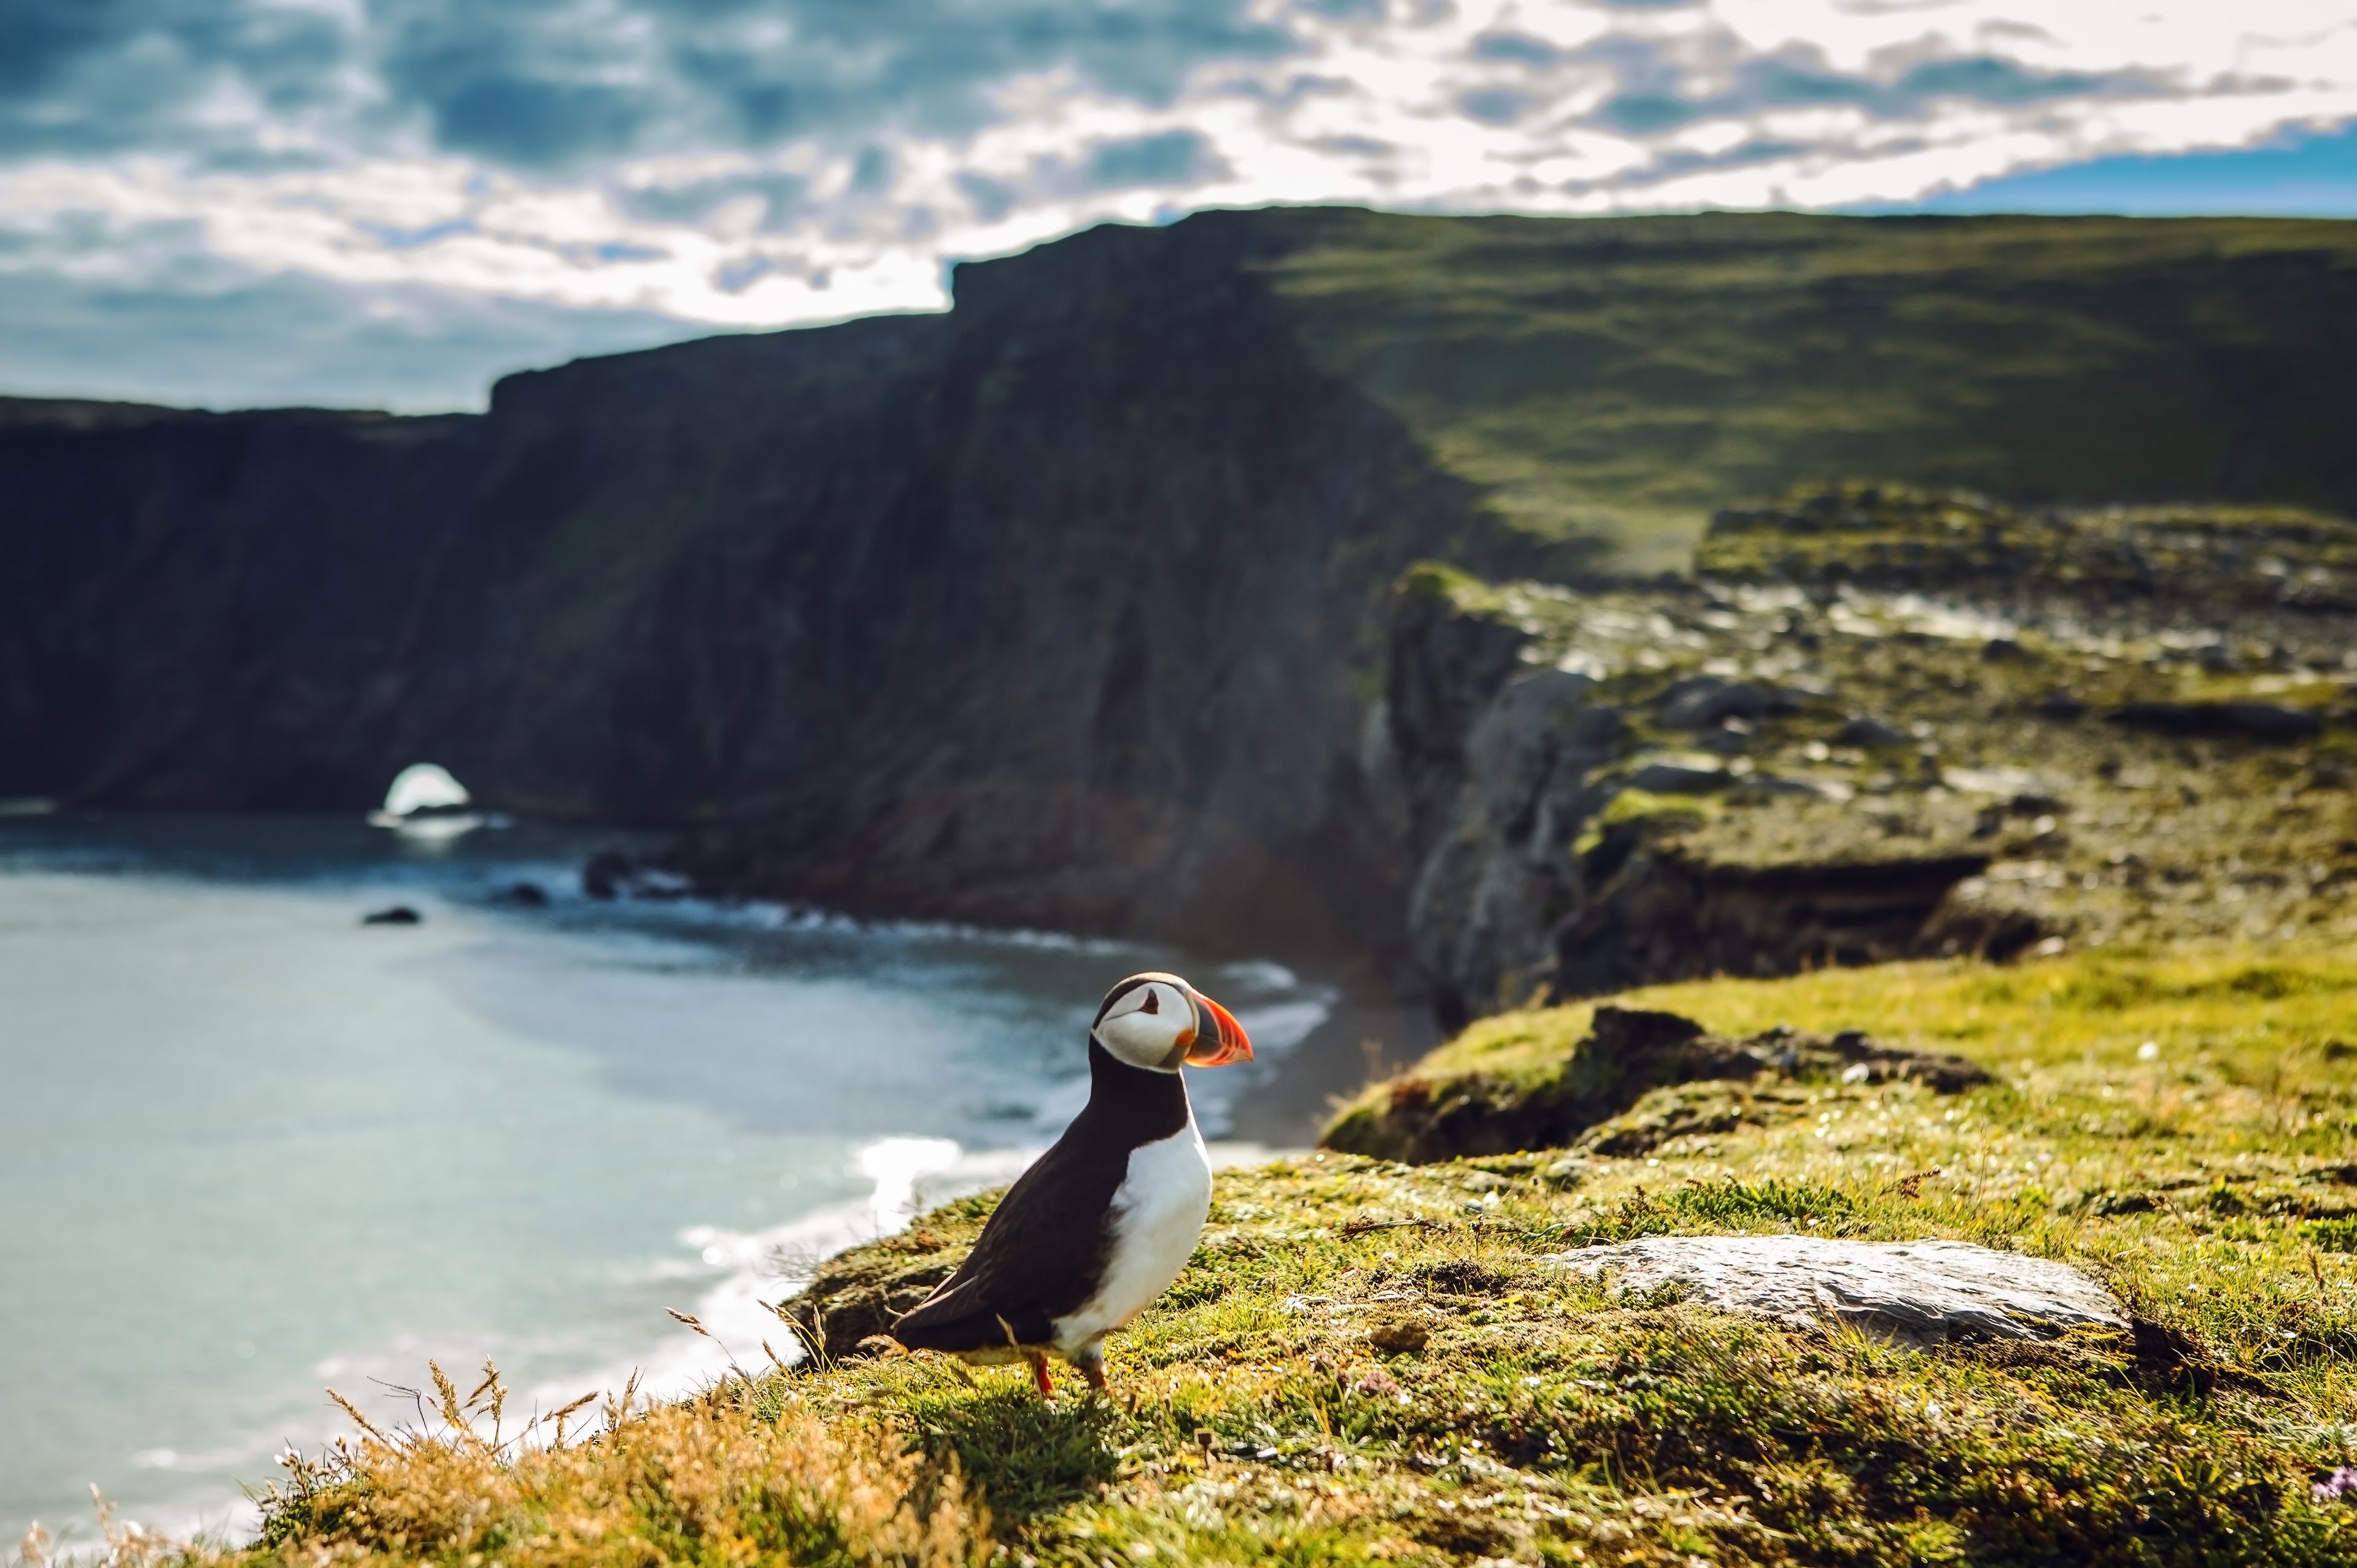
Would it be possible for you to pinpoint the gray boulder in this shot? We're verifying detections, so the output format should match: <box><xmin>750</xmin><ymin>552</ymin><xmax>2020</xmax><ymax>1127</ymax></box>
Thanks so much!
<box><xmin>1836</xmin><ymin>714</ymin><xmax>1910</xmax><ymax>747</ymax></box>
<box><xmin>1624</xmin><ymin>757</ymin><xmax>1731</xmax><ymax>795</ymax></box>
<box><xmin>1657</xmin><ymin>676</ymin><xmax>1787</xmax><ymax>730</ymax></box>
<box><xmin>1548</xmin><ymin>1235</ymin><xmax>2126</xmax><ymax>1345</ymax></box>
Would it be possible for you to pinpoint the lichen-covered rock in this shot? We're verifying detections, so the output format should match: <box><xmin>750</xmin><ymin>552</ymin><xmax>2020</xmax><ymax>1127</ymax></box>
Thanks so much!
<box><xmin>779</xmin><ymin>1206</ymin><xmax>987</xmax><ymax>1362</ymax></box>
<box><xmin>1657</xmin><ymin>676</ymin><xmax>1790</xmax><ymax>730</ymax></box>
<box><xmin>1378</xmin><ymin>484</ymin><xmax>2357</xmax><ymax>1023</ymax></box>
<box><xmin>1548</xmin><ymin>1235</ymin><xmax>2127</xmax><ymax>1345</ymax></box>
<box><xmin>1322</xmin><ymin>1005</ymin><xmax>1986</xmax><ymax>1163</ymax></box>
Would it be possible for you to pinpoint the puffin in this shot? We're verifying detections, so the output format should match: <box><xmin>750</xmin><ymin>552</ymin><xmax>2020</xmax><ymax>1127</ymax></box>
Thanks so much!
<box><xmin>889</xmin><ymin>971</ymin><xmax>1253</xmax><ymax>1395</ymax></box>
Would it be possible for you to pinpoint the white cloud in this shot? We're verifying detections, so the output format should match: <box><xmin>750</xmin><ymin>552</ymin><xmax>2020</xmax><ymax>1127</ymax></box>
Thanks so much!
<box><xmin>1</xmin><ymin>1</ymin><xmax>2353</xmax><ymax>399</ymax></box>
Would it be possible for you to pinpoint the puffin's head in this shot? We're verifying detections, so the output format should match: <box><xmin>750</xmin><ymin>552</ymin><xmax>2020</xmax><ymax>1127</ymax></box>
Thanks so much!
<box><xmin>1090</xmin><ymin>971</ymin><xmax>1254</xmax><ymax>1073</ymax></box>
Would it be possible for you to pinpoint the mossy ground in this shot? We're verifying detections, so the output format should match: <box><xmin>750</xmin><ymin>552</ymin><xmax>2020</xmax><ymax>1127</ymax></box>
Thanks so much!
<box><xmin>156</xmin><ymin>940</ymin><xmax>2357</xmax><ymax>1567</ymax></box>
<box><xmin>1414</xmin><ymin>486</ymin><xmax>2357</xmax><ymax>976</ymax></box>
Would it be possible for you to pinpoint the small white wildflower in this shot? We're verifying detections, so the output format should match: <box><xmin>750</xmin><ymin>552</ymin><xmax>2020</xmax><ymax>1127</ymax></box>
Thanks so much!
<box><xmin>2138</xmin><ymin>1042</ymin><xmax>2160</xmax><ymax>1062</ymax></box>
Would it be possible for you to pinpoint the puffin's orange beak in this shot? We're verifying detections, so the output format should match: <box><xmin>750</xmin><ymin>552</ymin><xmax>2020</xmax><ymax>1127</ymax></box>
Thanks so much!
<box><xmin>1182</xmin><ymin>992</ymin><xmax>1253</xmax><ymax>1067</ymax></box>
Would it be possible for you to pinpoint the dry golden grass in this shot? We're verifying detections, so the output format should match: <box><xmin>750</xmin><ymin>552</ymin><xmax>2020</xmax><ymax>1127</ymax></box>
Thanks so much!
<box><xmin>131</xmin><ymin>1356</ymin><xmax>984</xmax><ymax>1568</ymax></box>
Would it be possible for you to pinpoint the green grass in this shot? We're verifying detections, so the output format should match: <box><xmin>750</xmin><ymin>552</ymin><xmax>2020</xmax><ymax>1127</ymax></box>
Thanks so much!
<box><xmin>172</xmin><ymin>939</ymin><xmax>2357</xmax><ymax>1567</ymax></box>
<box><xmin>1333</xmin><ymin>943</ymin><xmax>2357</xmax><ymax>1140</ymax></box>
<box><xmin>1251</xmin><ymin>211</ymin><xmax>2357</xmax><ymax>572</ymax></box>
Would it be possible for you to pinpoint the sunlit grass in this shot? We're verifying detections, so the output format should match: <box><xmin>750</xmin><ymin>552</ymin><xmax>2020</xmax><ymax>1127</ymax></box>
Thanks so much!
<box><xmin>105</xmin><ymin>938</ymin><xmax>2357</xmax><ymax>1565</ymax></box>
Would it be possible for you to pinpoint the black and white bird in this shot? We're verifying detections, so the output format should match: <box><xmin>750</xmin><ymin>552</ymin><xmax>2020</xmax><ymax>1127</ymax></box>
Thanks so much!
<box><xmin>889</xmin><ymin>971</ymin><xmax>1253</xmax><ymax>1396</ymax></box>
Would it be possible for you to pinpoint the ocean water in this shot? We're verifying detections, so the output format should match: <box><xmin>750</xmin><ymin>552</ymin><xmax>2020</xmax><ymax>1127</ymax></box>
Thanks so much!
<box><xmin>0</xmin><ymin>815</ymin><xmax>1401</xmax><ymax>1551</ymax></box>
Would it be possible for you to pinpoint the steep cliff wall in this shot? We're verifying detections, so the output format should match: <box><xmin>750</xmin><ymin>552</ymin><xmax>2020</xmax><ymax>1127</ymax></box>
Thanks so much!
<box><xmin>7</xmin><ymin>208</ymin><xmax>2357</xmax><ymax>977</ymax></box>
<box><xmin>0</xmin><ymin>216</ymin><xmax>1512</xmax><ymax>967</ymax></box>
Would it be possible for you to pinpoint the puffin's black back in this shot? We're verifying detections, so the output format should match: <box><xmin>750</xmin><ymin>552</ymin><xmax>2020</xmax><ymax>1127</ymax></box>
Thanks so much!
<box><xmin>892</xmin><ymin>1042</ymin><xmax>1190</xmax><ymax>1351</ymax></box>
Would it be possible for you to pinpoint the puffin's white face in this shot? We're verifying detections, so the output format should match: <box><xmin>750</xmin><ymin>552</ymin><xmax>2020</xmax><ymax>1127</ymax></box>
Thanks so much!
<box><xmin>1091</xmin><ymin>971</ymin><xmax>1254</xmax><ymax>1074</ymax></box>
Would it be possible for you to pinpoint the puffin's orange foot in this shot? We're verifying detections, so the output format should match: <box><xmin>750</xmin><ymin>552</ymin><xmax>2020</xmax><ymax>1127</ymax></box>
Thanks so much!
<box><xmin>1080</xmin><ymin>1359</ymin><xmax>1108</xmax><ymax>1394</ymax></box>
<box><xmin>1029</xmin><ymin>1356</ymin><xmax>1054</xmax><ymax>1398</ymax></box>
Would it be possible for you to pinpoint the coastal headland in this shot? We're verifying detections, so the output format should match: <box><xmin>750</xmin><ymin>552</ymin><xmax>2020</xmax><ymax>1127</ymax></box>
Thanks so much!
<box><xmin>13</xmin><ymin>208</ymin><xmax>2357</xmax><ymax>1564</ymax></box>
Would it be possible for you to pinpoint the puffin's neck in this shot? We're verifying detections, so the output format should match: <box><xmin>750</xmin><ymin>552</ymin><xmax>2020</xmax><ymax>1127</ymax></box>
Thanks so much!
<box><xmin>1083</xmin><ymin>1040</ymin><xmax>1193</xmax><ymax>1144</ymax></box>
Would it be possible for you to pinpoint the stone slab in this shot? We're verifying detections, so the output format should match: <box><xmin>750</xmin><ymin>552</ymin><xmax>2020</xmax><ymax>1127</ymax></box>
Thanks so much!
<box><xmin>1547</xmin><ymin>1235</ymin><xmax>2127</xmax><ymax>1344</ymax></box>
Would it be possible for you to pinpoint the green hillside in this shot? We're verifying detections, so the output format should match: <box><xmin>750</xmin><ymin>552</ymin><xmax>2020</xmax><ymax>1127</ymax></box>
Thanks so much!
<box><xmin>1252</xmin><ymin>211</ymin><xmax>2357</xmax><ymax>573</ymax></box>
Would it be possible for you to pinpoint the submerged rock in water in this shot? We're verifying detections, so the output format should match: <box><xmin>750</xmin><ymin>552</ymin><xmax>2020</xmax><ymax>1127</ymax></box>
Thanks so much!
<box><xmin>1548</xmin><ymin>1235</ymin><xmax>2127</xmax><ymax>1345</ymax></box>
<box><xmin>493</xmin><ymin>881</ymin><xmax>550</xmax><ymax>908</ymax></box>
<box><xmin>581</xmin><ymin>851</ymin><xmax>691</xmax><ymax>901</ymax></box>
<box><xmin>581</xmin><ymin>852</ymin><xmax>635</xmax><ymax>900</ymax></box>
<box><xmin>362</xmin><ymin>905</ymin><xmax>422</xmax><ymax>925</ymax></box>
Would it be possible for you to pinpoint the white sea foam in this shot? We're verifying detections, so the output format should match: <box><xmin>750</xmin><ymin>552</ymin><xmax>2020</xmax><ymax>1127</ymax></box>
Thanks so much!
<box><xmin>602</xmin><ymin>886</ymin><xmax>1135</xmax><ymax>957</ymax></box>
<box><xmin>1216</xmin><ymin>959</ymin><xmax>1299</xmax><ymax>991</ymax></box>
<box><xmin>541</xmin><ymin>1137</ymin><xmax>1045</xmax><ymax>1407</ymax></box>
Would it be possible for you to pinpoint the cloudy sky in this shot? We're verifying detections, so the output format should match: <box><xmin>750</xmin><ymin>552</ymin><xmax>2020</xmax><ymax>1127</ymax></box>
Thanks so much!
<box><xmin>6</xmin><ymin>0</ymin><xmax>2355</xmax><ymax>411</ymax></box>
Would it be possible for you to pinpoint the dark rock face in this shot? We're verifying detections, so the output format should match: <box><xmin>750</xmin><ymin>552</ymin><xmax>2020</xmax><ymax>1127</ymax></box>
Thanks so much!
<box><xmin>1403</xmin><ymin>662</ymin><xmax>1627</xmax><ymax>1022</ymax></box>
<box><xmin>644</xmin><ymin>223</ymin><xmax>1493</xmax><ymax>960</ymax></box>
<box><xmin>2108</xmin><ymin>701</ymin><xmax>2323</xmax><ymax>741</ymax></box>
<box><xmin>1549</xmin><ymin>847</ymin><xmax>1993</xmax><ymax>1005</ymax></box>
<box><xmin>1377</xmin><ymin>577</ymin><xmax>1992</xmax><ymax>1023</ymax></box>
<box><xmin>0</xmin><ymin>403</ymin><xmax>480</xmax><ymax>810</ymax></box>
<box><xmin>0</xmin><ymin>217</ymin><xmax>1529</xmax><ymax>970</ymax></box>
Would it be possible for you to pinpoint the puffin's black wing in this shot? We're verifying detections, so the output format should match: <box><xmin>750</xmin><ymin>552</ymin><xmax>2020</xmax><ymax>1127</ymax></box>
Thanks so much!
<box><xmin>891</xmin><ymin>1126</ymin><xmax>1131</xmax><ymax>1352</ymax></box>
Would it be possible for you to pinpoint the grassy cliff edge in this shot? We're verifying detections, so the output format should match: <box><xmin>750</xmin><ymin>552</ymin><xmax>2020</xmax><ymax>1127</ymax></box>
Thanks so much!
<box><xmin>113</xmin><ymin>938</ymin><xmax>2357</xmax><ymax>1567</ymax></box>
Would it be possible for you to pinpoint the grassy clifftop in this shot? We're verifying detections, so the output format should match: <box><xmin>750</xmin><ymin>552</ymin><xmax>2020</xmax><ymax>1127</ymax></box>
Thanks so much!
<box><xmin>1254</xmin><ymin>211</ymin><xmax>2357</xmax><ymax>572</ymax></box>
<box><xmin>159</xmin><ymin>939</ymin><xmax>2357</xmax><ymax>1567</ymax></box>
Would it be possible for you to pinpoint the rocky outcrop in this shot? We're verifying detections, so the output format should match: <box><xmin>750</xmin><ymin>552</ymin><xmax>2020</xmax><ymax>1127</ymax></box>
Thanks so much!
<box><xmin>1376</xmin><ymin>571</ymin><xmax>1997</xmax><ymax>1022</ymax></box>
<box><xmin>1549</xmin><ymin>1236</ymin><xmax>2127</xmax><ymax>1345</ymax></box>
<box><xmin>1376</xmin><ymin>484</ymin><xmax>2357</xmax><ymax>1022</ymax></box>
<box><xmin>2108</xmin><ymin>701</ymin><xmax>2323</xmax><ymax>741</ymax></box>
<box><xmin>1322</xmin><ymin>1005</ymin><xmax>1986</xmax><ymax>1164</ymax></box>
<box><xmin>781</xmin><ymin>1240</ymin><xmax>960</xmax><ymax>1364</ymax></box>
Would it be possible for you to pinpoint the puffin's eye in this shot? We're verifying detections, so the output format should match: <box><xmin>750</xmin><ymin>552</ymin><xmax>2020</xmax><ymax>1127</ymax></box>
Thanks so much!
<box><xmin>1141</xmin><ymin>989</ymin><xmax>1159</xmax><ymax>1014</ymax></box>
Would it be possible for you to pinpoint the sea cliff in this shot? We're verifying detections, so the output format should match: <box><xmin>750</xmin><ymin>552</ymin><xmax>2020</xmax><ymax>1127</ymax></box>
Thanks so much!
<box><xmin>8</xmin><ymin>208</ymin><xmax>2357</xmax><ymax>981</ymax></box>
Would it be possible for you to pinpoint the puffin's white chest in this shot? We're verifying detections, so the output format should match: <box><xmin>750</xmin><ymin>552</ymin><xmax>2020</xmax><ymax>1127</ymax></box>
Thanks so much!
<box><xmin>1055</xmin><ymin>1119</ymin><xmax>1212</xmax><ymax>1350</ymax></box>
